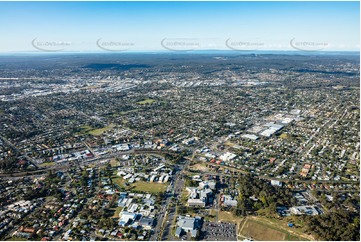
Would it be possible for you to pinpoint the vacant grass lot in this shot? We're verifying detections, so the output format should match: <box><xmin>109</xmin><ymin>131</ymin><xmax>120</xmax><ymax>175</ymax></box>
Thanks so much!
<box><xmin>88</xmin><ymin>124</ymin><xmax>115</xmax><ymax>136</ymax></box>
<box><xmin>279</xmin><ymin>133</ymin><xmax>288</xmax><ymax>139</ymax></box>
<box><xmin>40</xmin><ymin>162</ymin><xmax>55</xmax><ymax>167</ymax></box>
<box><xmin>112</xmin><ymin>177</ymin><xmax>126</xmax><ymax>189</ymax></box>
<box><xmin>78</xmin><ymin>125</ymin><xmax>93</xmax><ymax>133</ymax></box>
<box><xmin>109</xmin><ymin>159</ymin><xmax>119</xmax><ymax>167</ymax></box>
<box><xmin>240</xmin><ymin>219</ymin><xmax>286</xmax><ymax>241</ymax></box>
<box><xmin>78</xmin><ymin>124</ymin><xmax>115</xmax><ymax>136</ymax></box>
<box><xmin>218</xmin><ymin>211</ymin><xmax>240</xmax><ymax>223</ymax></box>
<box><xmin>239</xmin><ymin>217</ymin><xmax>309</xmax><ymax>241</ymax></box>
<box><xmin>136</xmin><ymin>98</ymin><xmax>156</xmax><ymax>105</ymax></box>
<box><xmin>131</xmin><ymin>181</ymin><xmax>167</xmax><ymax>193</ymax></box>
<box><xmin>205</xmin><ymin>209</ymin><xmax>217</xmax><ymax>222</ymax></box>
<box><xmin>189</xmin><ymin>163</ymin><xmax>209</xmax><ymax>172</ymax></box>
<box><xmin>252</xmin><ymin>216</ymin><xmax>312</xmax><ymax>240</ymax></box>
<box><xmin>112</xmin><ymin>206</ymin><xmax>124</xmax><ymax>218</ymax></box>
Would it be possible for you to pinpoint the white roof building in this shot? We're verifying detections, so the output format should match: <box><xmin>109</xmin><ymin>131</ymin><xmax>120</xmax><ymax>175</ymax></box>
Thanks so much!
<box><xmin>118</xmin><ymin>212</ymin><xmax>137</xmax><ymax>226</ymax></box>
<box><xmin>241</xmin><ymin>134</ymin><xmax>259</xmax><ymax>140</ymax></box>
<box><xmin>290</xmin><ymin>206</ymin><xmax>320</xmax><ymax>216</ymax></box>
<box><xmin>220</xmin><ymin>152</ymin><xmax>237</xmax><ymax>162</ymax></box>
<box><xmin>271</xmin><ymin>180</ymin><xmax>283</xmax><ymax>187</ymax></box>
<box><xmin>222</xmin><ymin>195</ymin><xmax>238</xmax><ymax>207</ymax></box>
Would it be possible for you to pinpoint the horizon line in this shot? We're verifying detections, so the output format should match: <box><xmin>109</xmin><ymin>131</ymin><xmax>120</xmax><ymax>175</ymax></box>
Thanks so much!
<box><xmin>0</xmin><ymin>49</ymin><xmax>359</xmax><ymax>55</ymax></box>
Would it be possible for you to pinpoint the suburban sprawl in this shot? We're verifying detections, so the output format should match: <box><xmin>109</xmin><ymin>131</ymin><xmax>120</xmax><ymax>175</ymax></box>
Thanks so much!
<box><xmin>0</xmin><ymin>53</ymin><xmax>359</xmax><ymax>241</ymax></box>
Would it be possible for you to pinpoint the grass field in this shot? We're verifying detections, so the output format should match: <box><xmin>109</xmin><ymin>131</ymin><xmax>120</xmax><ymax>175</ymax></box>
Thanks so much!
<box><xmin>218</xmin><ymin>211</ymin><xmax>241</xmax><ymax>223</ymax></box>
<box><xmin>40</xmin><ymin>162</ymin><xmax>55</xmax><ymax>167</ymax></box>
<box><xmin>189</xmin><ymin>163</ymin><xmax>209</xmax><ymax>172</ymax></box>
<box><xmin>279</xmin><ymin>133</ymin><xmax>288</xmax><ymax>139</ymax></box>
<box><xmin>239</xmin><ymin>217</ymin><xmax>309</xmax><ymax>241</ymax></box>
<box><xmin>253</xmin><ymin>216</ymin><xmax>312</xmax><ymax>240</ymax></box>
<box><xmin>78</xmin><ymin>124</ymin><xmax>115</xmax><ymax>136</ymax></box>
<box><xmin>112</xmin><ymin>177</ymin><xmax>126</xmax><ymax>189</ymax></box>
<box><xmin>88</xmin><ymin>124</ymin><xmax>115</xmax><ymax>136</ymax></box>
<box><xmin>136</xmin><ymin>98</ymin><xmax>156</xmax><ymax>105</ymax></box>
<box><xmin>209</xmin><ymin>209</ymin><xmax>217</xmax><ymax>217</ymax></box>
<box><xmin>78</xmin><ymin>125</ymin><xmax>93</xmax><ymax>133</ymax></box>
<box><xmin>109</xmin><ymin>159</ymin><xmax>119</xmax><ymax>167</ymax></box>
<box><xmin>240</xmin><ymin>219</ymin><xmax>286</xmax><ymax>241</ymax></box>
<box><xmin>131</xmin><ymin>181</ymin><xmax>167</xmax><ymax>193</ymax></box>
<box><xmin>288</xmin><ymin>234</ymin><xmax>308</xmax><ymax>241</ymax></box>
<box><xmin>112</xmin><ymin>206</ymin><xmax>124</xmax><ymax>218</ymax></box>
<box><xmin>206</xmin><ymin>209</ymin><xmax>217</xmax><ymax>222</ymax></box>
<box><xmin>225</xmin><ymin>141</ymin><xmax>237</xmax><ymax>147</ymax></box>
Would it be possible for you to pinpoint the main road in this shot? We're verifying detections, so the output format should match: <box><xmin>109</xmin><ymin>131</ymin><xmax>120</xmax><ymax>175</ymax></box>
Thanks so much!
<box><xmin>149</xmin><ymin>152</ymin><xmax>191</xmax><ymax>241</ymax></box>
<box><xmin>0</xmin><ymin>148</ymin><xmax>179</xmax><ymax>179</ymax></box>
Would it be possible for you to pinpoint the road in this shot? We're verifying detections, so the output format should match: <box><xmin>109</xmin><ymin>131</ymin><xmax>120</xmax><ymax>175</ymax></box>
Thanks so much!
<box><xmin>150</xmin><ymin>157</ymin><xmax>190</xmax><ymax>241</ymax></box>
<box><xmin>198</xmin><ymin>162</ymin><xmax>359</xmax><ymax>185</ymax></box>
<box><xmin>0</xmin><ymin>148</ymin><xmax>179</xmax><ymax>179</ymax></box>
<box><xmin>3</xmin><ymin>146</ymin><xmax>358</xmax><ymax>192</ymax></box>
<box><xmin>149</xmin><ymin>185</ymin><xmax>175</xmax><ymax>240</ymax></box>
<box><xmin>161</xmin><ymin>203</ymin><xmax>176</xmax><ymax>241</ymax></box>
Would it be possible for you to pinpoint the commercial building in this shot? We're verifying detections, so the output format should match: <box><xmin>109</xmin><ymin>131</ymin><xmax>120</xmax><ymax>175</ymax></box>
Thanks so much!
<box><xmin>139</xmin><ymin>217</ymin><xmax>154</xmax><ymax>230</ymax></box>
<box><xmin>289</xmin><ymin>206</ymin><xmax>321</xmax><ymax>216</ymax></box>
<box><xmin>222</xmin><ymin>195</ymin><xmax>238</xmax><ymax>207</ymax></box>
<box><xmin>175</xmin><ymin>216</ymin><xmax>202</xmax><ymax>238</ymax></box>
<box><xmin>118</xmin><ymin>212</ymin><xmax>137</xmax><ymax>227</ymax></box>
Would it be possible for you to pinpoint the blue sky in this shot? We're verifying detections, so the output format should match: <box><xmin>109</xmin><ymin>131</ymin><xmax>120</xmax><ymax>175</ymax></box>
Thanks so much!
<box><xmin>0</xmin><ymin>1</ymin><xmax>359</xmax><ymax>52</ymax></box>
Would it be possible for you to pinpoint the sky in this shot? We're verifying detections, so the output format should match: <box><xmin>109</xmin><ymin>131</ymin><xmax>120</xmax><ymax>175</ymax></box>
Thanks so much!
<box><xmin>0</xmin><ymin>1</ymin><xmax>359</xmax><ymax>52</ymax></box>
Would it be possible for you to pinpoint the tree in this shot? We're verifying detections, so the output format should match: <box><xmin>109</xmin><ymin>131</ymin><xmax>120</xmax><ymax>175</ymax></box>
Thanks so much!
<box><xmin>259</xmin><ymin>191</ymin><xmax>268</xmax><ymax>207</ymax></box>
